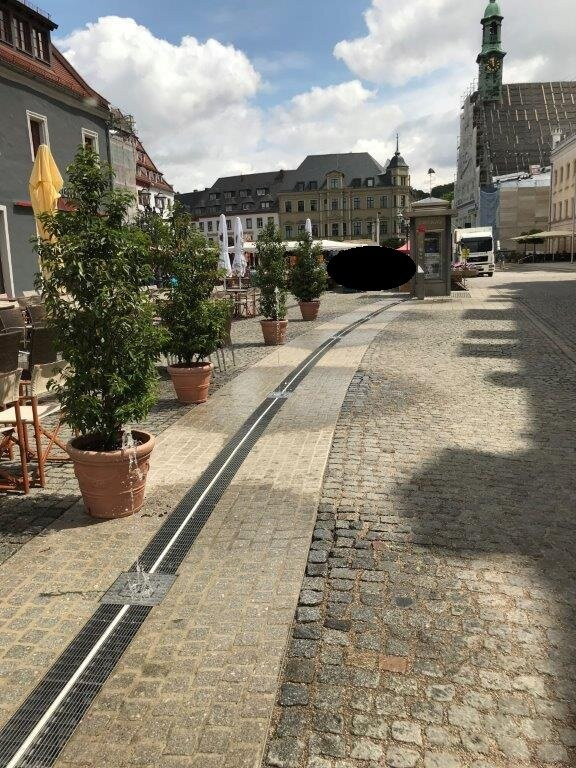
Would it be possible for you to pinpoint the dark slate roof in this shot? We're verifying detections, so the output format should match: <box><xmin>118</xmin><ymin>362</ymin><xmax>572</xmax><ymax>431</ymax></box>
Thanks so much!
<box><xmin>283</xmin><ymin>152</ymin><xmax>389</xmax><ymax>191</ymax></box>
<box><xmin>476</xmin><ymin>81</ymin><xmax>576</xmax><ymax>178</ymax></box>
<box><xmin>388</xmin><ymin>151</ymin><xmax>408</xmax><ymax>169</ymax></box>
<box><xmin>177</xmin><ymin>168</ymin><xmax>297</xmax><ymax>216</ymax></box>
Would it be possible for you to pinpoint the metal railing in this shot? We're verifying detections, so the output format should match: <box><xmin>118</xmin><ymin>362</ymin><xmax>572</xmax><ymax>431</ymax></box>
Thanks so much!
<box><xmin>16</xmin><ymin>0</ymin><xmax>51</xmax><ymax>20</ymax></box>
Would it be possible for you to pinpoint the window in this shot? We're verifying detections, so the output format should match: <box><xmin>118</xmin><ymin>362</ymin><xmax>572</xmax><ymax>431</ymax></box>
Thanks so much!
<box><xmin>257</xmin><ymin>217</ymin><xmax>263</xmax><ymax>228</ymax></box>
<box><xmin>380</xmin><ymin>195</ymin><xmax>389</xmax><ymax>208</ymax></box>
<box><xmin>342</xmin><ymin>222</ymin><xmax>347</xmax><ymax>237</ymax></box>
<box><xmin>367</xmin><ymin>221</ymin><xmax>373</xmax><ymax>236</ymax></box>
<box><xmin>400</xmin><ymin>195</ymin><xmax>406</xmax><ymax>207</ymax></box>
<box><xmin>309</xmin><ymin>181</ymin><xmax>317</xmax><ymax>190</ymax></box>
<box><xmin>296</xmin><ymin>182</ymin><xmax>305</xmax><ymax>191</ymax></box>
<box><xmin>209</xmin><ymin>192</ymin><xmax>218</xmax><ymax>201</ymax></box>
<box><xmin>366</xmin><ymin>177</ymin><xmax>374</xmax><ymax>187</ymax></box>
<box><xmin>224</xmin><ymin>191</ymin><xmax>234</xmax><ymax>199</ymax></box>
<box><xmin>245</xmin><ymin>218</ymin><xmax>252</xmax><ymax>229</ymax></box>
<box><xmin>331</xmin><ymin>199</ymin><xmax>339</xmax><ymax>210</ymax></box>
<box><xmin>207</xmin><ymin>221</ymin><xmax>213</xmax><ymax>232</ymax></box>
<box><xmin>242</xmin><ymin>203</ymin><xmax>251</xmax><ymax>211</ymax></box>
<box><xmin>15</xmin><ymin>17</ymin><xmax>31</xmax><ymax>53</ymax></box>
<box><xmin>285</xmin><ymin>201</ymin><xmax>292</xmax><ymax>213</ymax></box>
<box><xmin>226</xmin><ymin>219</ymin><xmax>231</xmax><ymax>230</ymax></box>
<box><xmin>268</xmin><ymin>216</ymin><xmax>274</xmax><ymax>225</ymax></box>
<box><xmin>0</xmin><ymin>9</ymin><xmax>12</xmax><ymax>43</ymax></box>
<box><xmin>560</xmin><ymin>167</ymin><xmax>564</xmax><ymax>183</ymax></box>
<box><xmin>331</xmin><ymin>223</ymin><xmax>339</xmax><ymax>237</ymax></box>
<box><xmin>297</xmin><ymin>201</ymin><xmax>304</xmax><ymax>212</ymax></box>
<box><xmin>298</xmin><ymin>223</ymin><xmax>305</xmax><ymax>234</ymax></box>
<box><xmin>330</xmin><ymin>178</ymin><xmax>340</xmax><ymax>189</ymax></box>
<box><xmin>285</xmin><ymin>225</ymin><xmax>293</xmax><ymax>238</ymax></box>
<box><xmin>198</xmin><ymin>221</ymin><xmax>204</xmax><ymax>231</ymax></box>
<box><xmin>342</xmin><ymin>198</ymin><xmax>347</xmax><ymax>209</ymax></box>
<box><xmin>353</xmin><ymin>220</ymin><xmax>362</xmax><ymax>236</ymax></box>
<box><xmin>554</xmin><ymin>170</ymin><xmax>558</xmax><ymax>187</ymax></box>
<box><xmin>225</xmin><ymin>205</ymin><xmax>234</xmax><ymax>212</ymax></box>
<box><xmin>262</xmin><ymin>201</ymin><xmax>271</xmax><ymax>209</ymax></box>
<box><xmin>27</xmin><ymin>112</ymin><xmax>48</xmax><ymax>160</ymax></box>
<box><xmin>239</xmin><ymin>189</ymin><xmax>247</xmax><ymax>198</ymax></box>
<box><xmin>32</xmin><ymin>28</ymin><xmax>48</xmax><ymax>61</ymax></box>
<box><xmin>353</xmin><ymin>197</ymin><xmax>360</xmax><ymax>210</ymax></box>
<box><xmin>310</xmin><ymin>199</ymin><xmax>317</xmax><ymax>212</ymax></box>
<box><xmin>382</xmin><ymin>219</ymin><xmax>388</xmax><ymax>234</ymax></box>
<box><xmin>367</xmin><ymin>196</ymin><xmax>374</xmax><ymax>209</ymax></box>
<box><xmin>82</xmin><ymin>129</ymin><xmax>99</xmax><ymax>154</ymax></box>
<box><xmin>312</xmin><ymin>224</ymin><xmax>319</xmax><ymax>237</ymax></box>
<box><xmin>256</xmin><ymin>188</ymin><xmax>267</xmax><ymax>196</ymax></box>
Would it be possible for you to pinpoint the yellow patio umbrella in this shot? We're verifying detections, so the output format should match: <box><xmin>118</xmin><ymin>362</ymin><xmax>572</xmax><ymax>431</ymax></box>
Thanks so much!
<box><xmin>28</xmin><ymin>143</ymin><xmax>63</xmax><ymax>242</ymax></box>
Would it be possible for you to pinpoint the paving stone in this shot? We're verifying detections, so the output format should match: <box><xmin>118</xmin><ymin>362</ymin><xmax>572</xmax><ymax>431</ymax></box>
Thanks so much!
<box><xmin>536</xmin><ymin>742</ymin><xmax>570</xmax><ymax>763</ymax></box>
<box><xmin>391</xmin><ymin>721</ymin><xmax>423</xmax><ymax>746</ymax></box>
<box><xmin>384</xmin><ymin>745</ymin><xmax>421</xmax><ymax>767</ymax></box>
<box><xmin>350</xmin><ymin>738</ymin><xmax>384</xmax><ymax>761</ymax></box>
<box><xmin>267</xmin><ymin>738</ymin><xmax>305</xmax><ymax>768</ymax></box>
<box><xmin>423</xmin><ymin>752</ymin><xmax>463</xmax><ymax>768</ymax></box>
<box><xmin>280</xmin><ymin>684</ymin><xmax>309</xmax><ymax>707</ymax></box>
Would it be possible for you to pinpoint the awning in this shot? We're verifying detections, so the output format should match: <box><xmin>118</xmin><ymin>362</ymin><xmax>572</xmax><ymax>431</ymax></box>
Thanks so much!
<box><xmin>511</xmin><ymin>230</ymin><xmax>574</xmax><ymax>241</ymax></box>
<box><xmin>228</xmin><ymin>239</ymin><xmax>365</xmax><ymax>253</ymax></box>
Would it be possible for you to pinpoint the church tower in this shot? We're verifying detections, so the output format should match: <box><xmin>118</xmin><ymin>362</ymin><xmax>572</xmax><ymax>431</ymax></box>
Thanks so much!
<box><xmin>477</xmin><ymin>1</ymin><xmax>506</xmax><ymax>101</ymax></box>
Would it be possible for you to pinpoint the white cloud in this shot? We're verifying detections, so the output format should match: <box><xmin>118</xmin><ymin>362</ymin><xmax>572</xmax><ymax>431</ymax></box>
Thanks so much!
<box><xmin>58</xmin><ymin>16</ymin><xmax>262</xmax><ymax>191</ymax></box>
<box><xmin>334</xmin><ymin>0</ymin><xmax>576</xmax><ymax>87</ymax></box>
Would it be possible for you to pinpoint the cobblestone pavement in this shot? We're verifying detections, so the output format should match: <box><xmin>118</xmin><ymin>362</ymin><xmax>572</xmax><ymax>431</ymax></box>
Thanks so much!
<box><xmin>0</xmin><ymin>291</ymin><xmax>369</xmax><ymax>566</ymax></box>
<box><xmin>264</xmin><ymin>269</ymin><xmax>576</xmax><ymax>768</ymax></box>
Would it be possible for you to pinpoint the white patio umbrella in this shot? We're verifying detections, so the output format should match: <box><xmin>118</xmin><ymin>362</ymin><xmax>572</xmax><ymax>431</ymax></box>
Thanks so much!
<box><xmin>218</xmin><ymin>213</ymin><xmax>232</xmax><ymax>279</ymax></box>
<box><xmin>305</xmin><ymin>218</ymin><xmax>313</xmax><ymax>237</ymax></box>
<box><xmin>232</xmin><ymin>217</ymin><xmax>247</xmax><ymax>281</ymax></box>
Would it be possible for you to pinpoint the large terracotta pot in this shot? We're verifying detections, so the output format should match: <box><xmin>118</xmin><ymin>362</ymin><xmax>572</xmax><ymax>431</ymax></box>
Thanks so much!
<box><xmin>167</xmin><ymin>362</ymin><xmax>213</xmax><ymax>404</ymax></box>
<box><xmin>299</xmin><ymin>300</ymin><xmax>320</xmax><ymax>321</ymax></box>
<box><xmin>261</xmin><ymin>319</ymin><xmax>288</xmax><ymax>345</ymax></box>
<box><xmin>67</xmin><ymin>430</ymin><xmax>155</xmax><ymax>520</ymax></box>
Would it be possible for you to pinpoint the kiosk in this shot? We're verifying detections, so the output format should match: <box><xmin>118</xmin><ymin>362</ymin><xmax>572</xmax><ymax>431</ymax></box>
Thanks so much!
<box><xmin>408</xmin><ymin>197</ymin><xmax>455</xmax><ymax>298</ymax></box>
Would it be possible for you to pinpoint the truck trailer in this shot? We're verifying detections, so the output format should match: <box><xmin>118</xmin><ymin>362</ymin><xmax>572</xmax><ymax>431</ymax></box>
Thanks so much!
<box><xmin>453</xmin><ymin>227</ymin><xmax>495</xmax><ymax>277</ymax></box>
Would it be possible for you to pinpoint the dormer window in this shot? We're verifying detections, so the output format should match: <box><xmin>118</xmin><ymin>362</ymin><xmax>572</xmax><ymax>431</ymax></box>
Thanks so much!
<box><xmin>15</xmin><ymin>17</ymin><xmax>32</xmax><ymax>53</ymax></box>
<box><xmin>32</xmin><ymin>28</ymin><xmax>48</xmax><ymax>61</ymax></box>
<box><xmin>329</xmin><ymin>178</ymin><xmax>340</xmax><ymax>189</ymax></box>
<box><xmin>256</xmin><ymin>188</ymin><xmax>267</xmax><ymax>196</ymax></box>
<box><xmin>308</xmin><ymin>181</ymin><xmax>317</xmax><ymax>190</ymax></box>
<box><xmin>296</xmin><ymin>182</ymin><xmax>305</xmax><ymax>191</ymax></box>
<box><xmin>224</xmin><ymin>191</ymin><xmax>234</xmax><ymax>199</ymax></box>
<box><xmin>366</xmin><ymin>177</ymin><xmax>374</xmax><ymax>187</ymax></box>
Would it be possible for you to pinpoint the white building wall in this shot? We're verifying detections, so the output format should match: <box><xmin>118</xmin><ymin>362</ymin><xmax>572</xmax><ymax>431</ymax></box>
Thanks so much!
<box><xmin>195</xmin><ymin>212</ymin><xmax>279</xmax><ymax>244</ymax></box>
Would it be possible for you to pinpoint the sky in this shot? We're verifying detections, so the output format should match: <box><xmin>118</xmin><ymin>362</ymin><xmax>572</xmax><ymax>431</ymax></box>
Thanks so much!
<box><xmin>43</xmin><ymin>0</ymin><xmax>576</xmax><ymax>193</ymax></box>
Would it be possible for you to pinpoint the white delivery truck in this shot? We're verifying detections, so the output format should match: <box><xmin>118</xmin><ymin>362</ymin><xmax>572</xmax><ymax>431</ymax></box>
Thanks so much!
<box><xmin>453</xmin><ymin>226</ymin><xmax>495</xmax><ymax>277</ymax></box>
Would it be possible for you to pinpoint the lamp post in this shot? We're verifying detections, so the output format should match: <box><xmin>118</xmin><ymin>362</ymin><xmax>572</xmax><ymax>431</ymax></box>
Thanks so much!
<box><xmin>155</xmin><ymin>194</ymin><xmax>166</xmax><ymax>215</ymax></box>
<box><xmin>139</xmin><ymin>187</ymin><xmax>151</xmax><ymax>209</ymax></box>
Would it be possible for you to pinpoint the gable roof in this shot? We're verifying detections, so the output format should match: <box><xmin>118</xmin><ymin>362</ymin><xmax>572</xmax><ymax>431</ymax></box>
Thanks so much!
<box><xmin>135</xmin><ymin>137</ymin><xmax>174</xmax><ymax>193</ymax></box>
<box><xmin>0</xmin><ymin>43</ymin><xmax>109</xmax><ymax>110</ymax></box>
<box><xmin>286</xmin><ymin>152</ymin><xmax>387</xmax><ymax>190</ymax></box>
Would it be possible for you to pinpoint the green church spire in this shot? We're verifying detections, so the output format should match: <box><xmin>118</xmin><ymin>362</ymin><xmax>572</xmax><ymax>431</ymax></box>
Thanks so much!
<box><xmin>477</xmin><ymin>0</ymin><xmax>506</xmax><ymax>101</ymax></box>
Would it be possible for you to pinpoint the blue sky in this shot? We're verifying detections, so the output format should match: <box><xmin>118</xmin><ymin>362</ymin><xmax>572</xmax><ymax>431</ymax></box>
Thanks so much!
<box><xmin>46</xmin><ymin>0</ymin><xmax>370</xmax><ymax>109</ymax></box>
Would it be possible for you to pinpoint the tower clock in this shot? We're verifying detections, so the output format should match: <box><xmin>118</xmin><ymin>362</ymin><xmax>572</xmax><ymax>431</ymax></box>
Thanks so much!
<box><xmin>476</xmin><ymin>1</ymin><xmax>506</xmax><ymax>101</ymax></box>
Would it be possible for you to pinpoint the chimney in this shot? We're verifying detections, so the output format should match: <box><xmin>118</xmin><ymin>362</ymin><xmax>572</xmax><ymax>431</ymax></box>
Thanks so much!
<box><xmin>551</xmin><ymin>128</ymin><xmax>563</xmax><ymax>149</ymax></box>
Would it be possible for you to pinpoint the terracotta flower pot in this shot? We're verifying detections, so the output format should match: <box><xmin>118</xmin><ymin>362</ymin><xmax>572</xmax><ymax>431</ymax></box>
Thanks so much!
<box><xmin>67</xmin><ymin>430</ymin><xmax>155</xmax><ymax>520</ymax></box>
<box><xmin>167</xmin><ymin>362</ymin><xmax>213</xmax><ymax>404</ymax></box>
<box><xmin>261</xmin><ymin>319</ymin><xmax>288</xmax><ymax>345</ymax></box>
<box><xmin>299</xmin><ymin>300</ymin><xmax>320</xmax><ymax>321</ymax></box>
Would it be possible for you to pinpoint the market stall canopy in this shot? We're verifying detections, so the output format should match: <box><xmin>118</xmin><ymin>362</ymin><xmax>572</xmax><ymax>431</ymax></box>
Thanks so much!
<box><xmin>511</xmin><ymin>230</ymin><xmax>573</xmax><ymax>241</ymax></box>
<box><xmin>228</xmin><ymin>239</ymin><xmax>365</xmax><ymax>253</ymax></box>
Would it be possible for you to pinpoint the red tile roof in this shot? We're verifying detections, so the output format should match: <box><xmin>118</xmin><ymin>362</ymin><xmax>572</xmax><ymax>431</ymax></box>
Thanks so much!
<box><xmin>0</xmin><ymin>42</ymin><xmax>109</xmax><ymax>110</ymax></box>
<box><xmin>135</xmin><ymin>138</ymin><xmax>174</xmax><ymax>193</ymax></box>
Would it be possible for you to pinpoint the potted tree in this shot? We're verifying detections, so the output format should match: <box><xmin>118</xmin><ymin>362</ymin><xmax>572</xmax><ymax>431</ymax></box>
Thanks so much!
<box><xmin>37</xmin><ymin>147</ymin><xmax>164</xmax><ymax>520</ymax></box>
<box><xmin>161</xmin><ymin>209</ymin><xmax>229</xmax><ymax>403</ymax></box>
<box><xmin>289</xmin><ymin>232</ymin><xmax>328</xmax><ymax>320</ymax></box>
<box><xmin>254</xmin><ymin>222</ymin><xmax>289</xmax><ymax>345</ymax></box>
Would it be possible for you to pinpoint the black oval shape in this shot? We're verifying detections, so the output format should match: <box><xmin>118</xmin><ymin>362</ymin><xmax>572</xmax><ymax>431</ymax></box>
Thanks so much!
<box><xmin>326</xmin><ymin>246</ymin><xmax>416</xmax><ymax>291</ymax></box>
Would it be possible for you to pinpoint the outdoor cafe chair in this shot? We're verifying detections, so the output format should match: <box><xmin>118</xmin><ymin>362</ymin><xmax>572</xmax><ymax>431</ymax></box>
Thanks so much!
<box><xmin>22</xmin><ymin>326</ymin><xmax>57</xmax><ymax>382</ymax></box>
<box><xmin>0</xmin><ymin>330</ymin><xmax>22</xmax><ymax>374</ymax></box>
<box><xmin>26</xmin><ymin>302</ymin><xmax>46</xmax><ymax>326</ymax></box>
<box><xmin>0</xmin><ymin>361</ymin><xmax>69</xmax><ymax>490</ymax></box>
<box><xmin>0</xmin><ymin>368</ymin><xmax>30</xmax><ymax>493</ymax></box>
<box><xmin>0</xmin><ymin>306</ymin><xmax>27</xmax><ymax>344</ymax></box>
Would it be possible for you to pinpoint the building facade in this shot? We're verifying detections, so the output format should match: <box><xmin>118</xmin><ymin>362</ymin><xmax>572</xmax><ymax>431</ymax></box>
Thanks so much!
<box><xmin>0</xmin><ymin>0</ymin><xmax>110</xmax><ymax>295</ymax></box>
<box><xmin>550</xmin><ymin>131</ymin><xmax>576</xmax><ymax>255</ymax></box>
<box><xmin>177</xmin><ymin>170</ymin><xmax>290</xmax><ymax>246</ymax></box>
<box><xmin>455</xmin><ymin>1</ymin><xmax>576</xmax><ymax>233</ymax></box>
<box><xmin>277</xmin><ymin>149</ymin><xmax>410</xmax><ymax>242</ymax></box>
<box><xmin>496</xmin><ymin>169</ymin><xmax>551</xmax><ymax>252</ymax></box>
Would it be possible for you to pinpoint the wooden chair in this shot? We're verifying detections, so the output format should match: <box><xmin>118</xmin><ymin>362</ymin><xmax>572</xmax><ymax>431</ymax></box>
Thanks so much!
<box><xmin>0</xmin><ymin>330</ymin><xmax>22</xmax><ymax>373</ymax></box>
<box><xmin>0</xmin><ymin>368</ymin><xmax>29</xmax><ymax>493</ymax></box>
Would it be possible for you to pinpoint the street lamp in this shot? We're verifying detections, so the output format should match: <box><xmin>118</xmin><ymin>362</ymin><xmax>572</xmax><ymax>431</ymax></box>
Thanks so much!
<box><xmin>139</xmin><ymin>188</ymin><xmax>151</xmax><ymax>208</ymax></box>
<box><xmin>155</xmin><ymin>194</ymin><xmax>166</xmax><ymax>214</ymax></box>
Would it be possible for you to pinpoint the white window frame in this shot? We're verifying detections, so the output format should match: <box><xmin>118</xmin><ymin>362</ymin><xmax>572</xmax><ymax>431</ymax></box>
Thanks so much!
<box><xmin>0</xmin><ymin>206</ymin><xmax>16</xmax><ymax>298</ymax></box>
<box><xmin>26</xmin><ymin>110</ymin><xmax>49</xmax><ymax>161</ymax></box>
<box><xmin>81</xmin><ymin>128</ymin><xmax>99</xmax><ymax>154</ymax></box>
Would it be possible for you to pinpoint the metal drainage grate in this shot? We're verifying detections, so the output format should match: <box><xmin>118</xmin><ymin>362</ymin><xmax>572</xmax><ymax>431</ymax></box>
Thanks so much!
<box><xmin>100</xmin><ymin>572</ymin><xmax>176</xmax><ymax>606</ymax></box>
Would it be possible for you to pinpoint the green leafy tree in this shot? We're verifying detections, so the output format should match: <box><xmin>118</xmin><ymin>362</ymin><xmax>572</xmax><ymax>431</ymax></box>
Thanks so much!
<box><xmin>289</xmin><ymin>232</ymin><xmax>328</xmax><ymax>302</ymax></box>
<box><xmin>382</xmin><ymin>236</ymin><xmax>405</xmax><ymax>250</ymax></box>
<box><xmin>36</xmin><ymin>147</ymin><xmax>164</xmax><ymax>451</ymax></box>
<box><xmin>254</xmin><ymin>221</ymin><xmax>288</xmax><ymax>319</ymax></box>
<box><xmin>133</xmin><ymin>207</ymin><xmax>172</xmax><ymax>285</ymax></box>
<box><xmin>160</xmin><ymin>208</ymin><xmax>229</xmax><ymax>365</ymax></box>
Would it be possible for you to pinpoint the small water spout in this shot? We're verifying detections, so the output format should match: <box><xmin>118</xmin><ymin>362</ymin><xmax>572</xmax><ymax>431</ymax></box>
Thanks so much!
<box><xmin>122</xmin><ymin>426</ymin><xmax>152</xmax><ymax>599</ymax></box>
